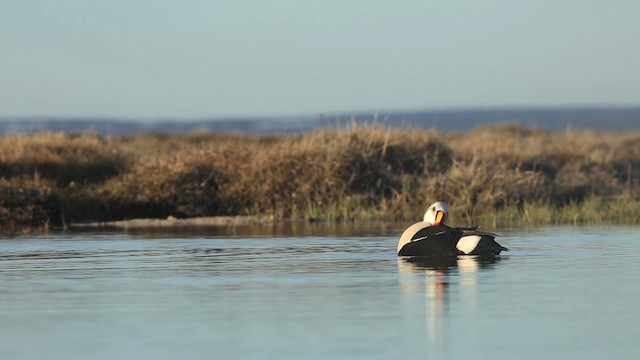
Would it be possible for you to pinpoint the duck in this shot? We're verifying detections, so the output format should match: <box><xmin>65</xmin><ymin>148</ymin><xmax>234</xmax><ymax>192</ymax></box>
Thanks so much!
<box><xmin>397</xmin><ymin>201</ymin><xmax>508</xmax><ymax>256</ymax></box>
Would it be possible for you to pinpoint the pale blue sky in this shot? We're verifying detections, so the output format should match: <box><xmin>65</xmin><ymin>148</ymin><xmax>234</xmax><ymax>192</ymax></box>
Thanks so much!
<box><xmin>1</xmin><ymin>0</ymin><xmax>639</xmax><ymax>118</ymax></box>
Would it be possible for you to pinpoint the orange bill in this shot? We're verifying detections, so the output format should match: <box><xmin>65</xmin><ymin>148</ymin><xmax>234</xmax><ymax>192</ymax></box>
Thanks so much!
<box><xmin>434</xmin><ymin>210</ymin><xmax>445</xmax><ymax>225</ymax></box>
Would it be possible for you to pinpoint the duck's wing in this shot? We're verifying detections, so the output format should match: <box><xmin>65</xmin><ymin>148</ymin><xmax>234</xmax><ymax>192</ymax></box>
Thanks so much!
<box><xmin>398</xmin><ymin>225</ymin><xmax>463</xmax><ymax>256</ymax></box>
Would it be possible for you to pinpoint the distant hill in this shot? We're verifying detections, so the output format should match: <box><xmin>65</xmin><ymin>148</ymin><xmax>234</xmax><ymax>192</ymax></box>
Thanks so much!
<box><xmin>1</xmin><ymin>107</ymin><xmax>638</xmax><ymax>136</ymax></box>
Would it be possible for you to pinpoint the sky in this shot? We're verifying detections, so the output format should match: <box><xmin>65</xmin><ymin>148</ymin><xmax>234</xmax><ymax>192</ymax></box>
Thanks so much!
<box><xmin>1</xmin><ymin>0</ymin><xmax>639</xmax><ymax>118</ymax></box>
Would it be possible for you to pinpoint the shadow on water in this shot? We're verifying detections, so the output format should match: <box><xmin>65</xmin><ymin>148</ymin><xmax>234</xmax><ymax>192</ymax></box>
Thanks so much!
<box><xmin>397</xmin><ymin>255</ymin><xmax>505</xmax><ymax>354</ymax></box>
<box><xmin>398</xmin><ymin>255</ymin><xmax>504</xmax><ymax>271</ymax></box>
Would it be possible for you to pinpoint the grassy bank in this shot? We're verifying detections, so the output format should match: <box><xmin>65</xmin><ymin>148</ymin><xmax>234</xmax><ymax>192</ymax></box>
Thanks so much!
<box><xmin>1</xmin><ymin>123</ymin><xmax>639</xmax><ymax>231</ymax></box>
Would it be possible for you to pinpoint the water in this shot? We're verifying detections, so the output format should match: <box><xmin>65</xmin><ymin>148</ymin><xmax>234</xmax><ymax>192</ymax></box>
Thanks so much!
<box><xmin>1</xmin><ymin>226</ymin><xmax>639</xmax><ymax>359</ymax></box>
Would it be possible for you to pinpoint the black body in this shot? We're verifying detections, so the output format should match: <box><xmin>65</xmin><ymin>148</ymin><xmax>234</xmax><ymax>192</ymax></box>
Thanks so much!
<box><xmin>398</xmin><ymin>225</ymin><xmax>507</xmax><ymax>257</ymax></box>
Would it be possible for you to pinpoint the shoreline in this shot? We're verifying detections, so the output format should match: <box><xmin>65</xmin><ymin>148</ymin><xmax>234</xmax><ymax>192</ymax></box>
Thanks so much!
<box><xmin>70</xmin><ymin>215</ymin><xmax>257</xmax><ymax>229</ymax></box>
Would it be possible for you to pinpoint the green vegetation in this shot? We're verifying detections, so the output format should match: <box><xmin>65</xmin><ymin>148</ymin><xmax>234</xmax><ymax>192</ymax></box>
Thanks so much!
<box><xmin>1</xmin><ymin>123</ymin><xmax>639</xmax><ymax>231</ymax></box>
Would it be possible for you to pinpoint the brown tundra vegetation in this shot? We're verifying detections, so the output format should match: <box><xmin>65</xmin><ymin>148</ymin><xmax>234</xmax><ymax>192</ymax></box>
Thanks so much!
<box><xmin>0</xmin><ymin>123</ymin><xmax>639</xmax><ymax>231</ymax></box>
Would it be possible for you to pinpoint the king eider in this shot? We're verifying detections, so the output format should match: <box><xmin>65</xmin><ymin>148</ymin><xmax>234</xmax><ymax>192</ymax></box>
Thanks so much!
<box><xmin>397</xmin><ymin>201</ymin><xmax>508</xmax><ymax>256</ymax></box>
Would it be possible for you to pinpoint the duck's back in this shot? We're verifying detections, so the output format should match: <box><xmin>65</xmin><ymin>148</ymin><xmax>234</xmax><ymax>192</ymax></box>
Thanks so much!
<box><xmin>457</xmin><ymin>231</ymin><xmax>508</xmax><ymax>255</ymax></box>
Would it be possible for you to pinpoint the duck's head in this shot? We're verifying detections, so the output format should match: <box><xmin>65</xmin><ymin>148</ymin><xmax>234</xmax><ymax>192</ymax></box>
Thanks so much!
<box><xmin>423</xmin><ymin>201</ymin><xmax>449</xmax><ymax>226</ymax></box>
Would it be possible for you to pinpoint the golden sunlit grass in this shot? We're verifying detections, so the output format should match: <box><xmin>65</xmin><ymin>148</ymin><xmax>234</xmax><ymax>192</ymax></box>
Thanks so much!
<box><xmin>0</xmin><ymin>123</ymin><xmax>639</xmax><ymax>231</ymax></box>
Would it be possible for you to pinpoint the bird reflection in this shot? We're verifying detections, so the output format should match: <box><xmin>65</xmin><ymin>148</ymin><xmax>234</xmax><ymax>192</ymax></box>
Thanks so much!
<box><xmin>397</xmin><ymin>255</ymin><xmax>503</xmax><ymax>354</ymax></box>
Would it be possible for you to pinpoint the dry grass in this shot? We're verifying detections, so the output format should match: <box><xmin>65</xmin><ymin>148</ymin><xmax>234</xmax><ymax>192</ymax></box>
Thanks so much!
<box><xmin>1</xmin><ymin>123</ymin><xmax>639</xmax><ymax>230</ymax></box>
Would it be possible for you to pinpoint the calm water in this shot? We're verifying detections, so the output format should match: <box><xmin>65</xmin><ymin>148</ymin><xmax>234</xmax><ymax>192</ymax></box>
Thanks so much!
<box><xmin>1</xmin><ymin>226</ymin><xmax>639</xmax><ymax>360</ymax></box>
